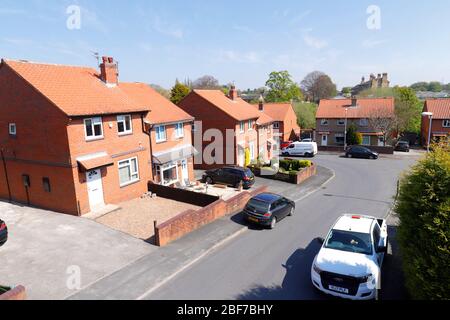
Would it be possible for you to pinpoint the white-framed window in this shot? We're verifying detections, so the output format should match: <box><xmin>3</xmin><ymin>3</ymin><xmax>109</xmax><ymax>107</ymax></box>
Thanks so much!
<box><xmin>335</xmin><ymin>133</ymin><xmax>345</xmax><ymax>145</ymax></box>
<box><xmin>155</xmin><ymin>125</ymin><xmax>167</xmax><ymax>143</ymax></box>
<box><xmin>248</xmin><ymin>119</ymin><xmax>254</xmax><ymax>130</ymax></box>
<box><xmin>84</xmin><ymin>117</ymin><xmax>103</xmax><ymax>140</ymax></box>
<box><xmin>175</xmin><ymin>122</ymin><xmax>184</xmax><ymax>138</ymax></box>
<box><xmin>117</xmin><ymin>115</ymin><xmax>132</xmax><ymax>135</ymax></box>
<box><xmin>359</xmin><ymin>118</ymin><xmax>369</xmax><ymax>127</ymax></box>
<box><xmin>118</xmin><ymin>157</ymin><xmax>139</xmax><ymax>187</ymax></box>
<box><xmin>362</xmin><ymin>135</ymin><xmax>371</xmax><ymax>146</ymax></box>
<box><xmin>337</xmin><ymin>119</ymin><xmax>345</xmax><ymax>126</ymax></box>
<box><xmin>239</xmin><ymin>121</ymin><xmax>245</xmax><ymax>133</ymax></box>
<box><xmin>273</xmin><ymin>122</ymin><xmax>280</xmax><ymax>129</ymax></box>
<box><xmin>320</xmin><ymin>119</ymin><xmax>329</xmax><ymax>126</ymax></box>
<box><xmin>9</xmin><ymin>123</ymin><xmax>16</xmax><ymax>135</ymax></box>
<box><xmin>443</xmin><ymin>119</ymin><xmax>450</xmax><ymax>128</ymax></box>
<box><xmin>156</xmin><ymin>161</ymin><xmax>179</xmax><ymax>186</ymax></box>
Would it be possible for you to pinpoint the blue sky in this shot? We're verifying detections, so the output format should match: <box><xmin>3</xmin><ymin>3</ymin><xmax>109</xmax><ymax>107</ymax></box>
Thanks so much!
<box><xmin>1</xmin><ymin>0</ymin><xmax>450</xmax><ymax>90</ymax></box>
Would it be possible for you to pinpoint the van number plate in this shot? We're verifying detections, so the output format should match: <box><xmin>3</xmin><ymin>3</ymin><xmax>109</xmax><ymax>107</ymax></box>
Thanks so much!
<box><xmin>329</xmin><ymin>285</ymin><xmax>349</xmax><ymax>294</ymax></box>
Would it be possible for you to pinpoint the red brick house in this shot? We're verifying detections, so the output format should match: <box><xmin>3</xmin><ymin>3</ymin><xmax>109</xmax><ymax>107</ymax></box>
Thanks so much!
<box><xmin>0</xmin><ymin>57</ymin><xmax>195</xmax><ymax>215</ymax></box>
<box><xmin>316</xmin><ymin>97</ymin><xmax>395</xmax><ymax>147</ymax></box>
<box><xmin>421</xmin><ymin>99</ymin><xmax>450</xmax><ymax>147</ymax></box>
<box><xmin>178</xmin><ymin>86</ymin><xmax>274</xmax><ymax>169</ymax></box>
<box><xmin>252</xmin><ymin>100</ymin><xmax>300</xmax><ymax>144</ymax></box>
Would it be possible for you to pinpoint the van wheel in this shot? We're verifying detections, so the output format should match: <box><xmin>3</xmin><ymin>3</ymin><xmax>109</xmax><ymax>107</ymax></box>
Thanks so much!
<box><xmin>269</xmin><ymin>217</ymin><xmax>277</xmax><ymax>229</ymax></box>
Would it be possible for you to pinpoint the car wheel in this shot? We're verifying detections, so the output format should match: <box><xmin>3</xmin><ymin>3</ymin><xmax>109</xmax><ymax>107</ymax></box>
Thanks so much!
<box><xmin>206</xmin><ymin>177</ymin><xmax>213</xmax><ymax>184</ymax></box>
<box><xmin>269</xmin><ymin>217</ymin><xmax>277</xmax><ymax>229</ymax></box>
<box><xmin>288</xmin><ymin>207</ymin><xmax>294</xmax><ymax>216</ymax></box>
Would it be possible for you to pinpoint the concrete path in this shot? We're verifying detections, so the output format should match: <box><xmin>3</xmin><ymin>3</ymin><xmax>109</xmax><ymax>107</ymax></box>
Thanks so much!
<box><xmin>67</xmin><ymin>165</ymin><xmax>334</xmax><ymax>300</ymax></box>
<box><xmin>0</xmin><ymin>202</ymin><xmax>154</xmax><ymax>300</ymax></box>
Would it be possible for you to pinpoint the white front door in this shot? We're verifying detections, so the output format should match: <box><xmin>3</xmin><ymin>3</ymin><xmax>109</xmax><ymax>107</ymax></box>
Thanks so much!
<box><xmin>249</xmin><ymin>142</ymin><xmax>255</xmax><ymax>161</ymax></box>
<box><xmin>322</xmin><ymin>135</ymin><xmax>328</xmax><ymax>146</ymax></box>
<box><xmin>86</xmin><ymin>169</ymin><xmax>105</xmax><ymax>210</ymax></box>
<box><xmin>238</xmin><ymin>147</ymin><xmax>245</xmax><ymax>166</ymax></box>
<box><xmin>181</xmin><ymin>159</ymin><xmax>189</xmax><ymax>184</ymax></box>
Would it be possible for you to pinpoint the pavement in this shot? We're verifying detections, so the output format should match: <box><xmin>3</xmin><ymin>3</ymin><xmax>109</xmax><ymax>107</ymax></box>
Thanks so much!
<box><xmin>143</xmin><ymin>153</ymin><xmax>420</xmax><ymax>300</ymax></box>
<box><xmin>67</xmin><ymin>165</ymin><xmax>334</xmax><ymax>300</ymax></box>
<box><xmin>0</xmin><ymin>201</ymin><xmax>155</xmax><ymax>300</ymax></box>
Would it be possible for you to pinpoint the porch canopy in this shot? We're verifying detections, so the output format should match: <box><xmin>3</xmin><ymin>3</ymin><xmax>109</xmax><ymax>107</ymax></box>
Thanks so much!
<box><xmin>77</xmin><ymin>153</ymin><xmax>114</xmax><ymax>172</ymax></box>
<box><xmin>152</xmin><ymin>144</ymin><xmax>198</xmax><ymax>165</ymax></box>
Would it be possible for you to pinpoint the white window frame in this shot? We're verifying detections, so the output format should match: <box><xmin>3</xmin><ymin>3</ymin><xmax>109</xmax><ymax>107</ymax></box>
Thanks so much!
<box><xmin>118</xmin><ymin>157</ymin><xmax>140</xmax><ymax>187</ymax></box>
<box><xmin>9</xmin><ymin>123</ymin><xmax>16</xmax><ymax>135</ymax></box>
<box><xmin>443</xmin><ymin>119</ymin><xmax>450</xmax><ymax>128</ymax></box>
<box><xmin>359</xmin><ymin>118</ymin><xmax>369</xmax><ymax>127</ymax></box>
<box><xmin>155</xmin><ymin>125</ymin><xmax>167</xmax><ymax>143</ymax></box>
<box><xmin>248</xmin><ymin>119</ymin><xmax>254</xmax><ymax>130</ymax></box>
<box><xmin>175</xmin><ymin>122</ymin><xmax>184</xmax><ymax>138</ymax></box>
<box><xmin>273</xmin><ymin>122</ymin><xmax>280</xmax><ymax>129</ymax></box>
<box><xmin>117</xmin><ymin>115</ymin><xmax>133</xmax><ymax>135</ymax></box>
<box><xmin>320</xmin><ymin>119</ymin><xmax>329</xmax><ymax>126</ymax></box>
<box><xmin>84</xmin><ymin>117</ymin><xmax>103</xmax><ymax>141</ymax></box>
<box><xmin>239</xmin><ymin>121</ymin><xmax>245</xmax><ymax>133</ymax></box>
<box><xmin>337</xmin><ymin>119</ymin><xmax>345</xmax><ymax>126</ymax></box>
<box><xmin>157</xmin><ymin>161</ymin><xmax>179</xmax><ymax>186</ymax></box>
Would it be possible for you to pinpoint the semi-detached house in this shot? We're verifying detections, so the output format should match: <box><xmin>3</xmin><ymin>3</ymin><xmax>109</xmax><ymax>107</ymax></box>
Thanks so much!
<box><xmin>178</xmin><ymin>86</ymin><xmax>274</xmax><ymax>169</ymax></box>
<box><xmin>0</xmin><ymin>57</ymin><xmax>195</xmax><ymax>216</ymax></box>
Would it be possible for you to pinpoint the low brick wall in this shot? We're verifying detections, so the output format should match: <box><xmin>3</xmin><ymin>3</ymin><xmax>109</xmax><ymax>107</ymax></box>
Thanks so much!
<box><xmin>249</xmin><ymin>164</ymin><xmax>317</xmax><ymax>185</ymax></box>
<box><xmin>0</xmin><ymin>286</ymin><xmax>26</xmax><ymax>300</ymax></box>
<box><xmin>155</xmin><ymin>186</ymin><xmax>269</xmax><ymax>246</ymax></box>
<box><xmin>148</xmin><ymin>183</ymin><xmax>219</xmax><ymax>207</ymax></box>
<box><xmin>319</xmin><ymin>145</ymin><xmax>394</xmax><ymax>154</ymax></box>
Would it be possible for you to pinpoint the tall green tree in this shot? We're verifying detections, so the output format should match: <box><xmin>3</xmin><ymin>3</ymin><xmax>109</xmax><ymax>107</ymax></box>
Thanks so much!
<box><xmin>396</xmin><ymin>140</ymin><xmax>450</xmax><ymax>299</ymax></box>
<box><xmin>265</xmin><ymin>71</ymin><xmax>304</xmax><ymax>103</ymax></box>
<box><xmin>170</xmin><ymin>80</ymin><xmax>191</xmax><ymax>105</ymax></box>
<box><xmin>394</xmin><ymin>86</ymin><xmax>423</xmax><ymax>134</ymax></box>
<box><xmin>292</xmin><ymin>102</ymin><xmax>318</xmax><ymax>129</ymax></box>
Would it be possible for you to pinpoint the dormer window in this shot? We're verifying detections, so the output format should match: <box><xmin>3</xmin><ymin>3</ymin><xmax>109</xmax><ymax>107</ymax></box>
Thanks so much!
<box><xmin>84</xmin><ymin>117</ymin><xmax>103</xmax><ymax>141</ymax></box>
<box><xmin>9</xmin><ymin>123</ymin><xmax>16</xmax><ymax>135</ymax></box>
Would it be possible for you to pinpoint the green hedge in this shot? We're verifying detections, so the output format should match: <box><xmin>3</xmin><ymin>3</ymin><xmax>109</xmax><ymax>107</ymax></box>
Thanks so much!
<box><xmin>280</xmin><ymin>159</ymin><xmax>312</xmax><ymax>171</ymax></box>
<box><xmin>395</xmin><ymin>140</ymin><xmax>450</xmax><ymax>299</ymax></box>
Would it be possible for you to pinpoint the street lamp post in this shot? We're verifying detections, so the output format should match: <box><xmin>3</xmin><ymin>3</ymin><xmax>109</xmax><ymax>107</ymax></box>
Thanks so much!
<box><xmin>344</xmin><ymin>107</ymin><xmax>348</xmax><ymax>151</ymax></box>
<box><xmin>422</xmin><ymin>112</ymin><xmax>433</xmax><ymax>152</ymax></box>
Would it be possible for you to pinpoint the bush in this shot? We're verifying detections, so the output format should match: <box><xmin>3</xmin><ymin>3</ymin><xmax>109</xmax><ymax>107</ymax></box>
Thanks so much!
<box><xmin>289</xmin><ymin>170</ymin><xmax>299</xmax><ymax>176</ymax></box>
<box><xmin>279</xmin><ymin>159</ymin><xmax>291</xmax><ymax>171</ymax></box>
<box><xmin>298</xmin><ymin>160</ymin><xmax>312</xmax><ymax>168</ymax></box>
<box><xmin>395</xmin><ymin>140</ymin><xmax>450</xmax><ymax>299</ymax></box>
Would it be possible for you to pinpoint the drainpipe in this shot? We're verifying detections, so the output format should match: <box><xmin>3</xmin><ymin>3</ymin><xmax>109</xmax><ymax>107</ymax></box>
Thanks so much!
<box><xmin>0</xmin><ymin>149</ymin><xmax>12</xmax><ymax>202</ymax></box>
<box><xmin>141</xmin><ymin>114</ymin><xmax>154</xmax><ymax>180</ymax></box>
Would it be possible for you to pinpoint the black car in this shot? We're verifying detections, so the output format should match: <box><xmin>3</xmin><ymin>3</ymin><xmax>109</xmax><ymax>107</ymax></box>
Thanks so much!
<box><xmin>0</xmin><ymin>219</ymin><xmax>7</xmax><ymax>247</ymax></box>
<box><xmin>202</xmin><ymin>166</ymin><xmax>255</xmax><ymax>189</ymax></box>
<box><xmin>345</xmin><ymin>146</ymin><xmax>379</xmax><ymax>159</ymax></box>
<box><xmin>244</xmin><ymin>193</ymin><xmax>295</xmax><ymax>229</ymax></box>
<box><xmin>395</xmin><ymin>141</ymin><xmax>410</xmax><ymax>152</ymax></box>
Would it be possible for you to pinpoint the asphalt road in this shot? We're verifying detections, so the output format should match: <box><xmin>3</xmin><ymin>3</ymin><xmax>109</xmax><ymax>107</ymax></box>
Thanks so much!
<box><xmin>145</xmin><ymin>153</ymin><xmax>420</xmax><ymax>300</ymax></box>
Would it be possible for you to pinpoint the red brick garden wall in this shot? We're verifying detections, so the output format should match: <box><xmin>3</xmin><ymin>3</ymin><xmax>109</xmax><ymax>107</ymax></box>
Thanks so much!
<box><xmin>155</xmin><ymin>186</ymin><xmax>268</xmax><ymax>246</ymax></box>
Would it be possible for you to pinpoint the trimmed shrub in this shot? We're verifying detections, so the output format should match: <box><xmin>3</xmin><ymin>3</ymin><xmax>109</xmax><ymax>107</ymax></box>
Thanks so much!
<box><xmin>395</xmin><ymin>140</ymin><xmax>450</xmax><ymax>299</ymax></box>
<box><xmin>279</xmin><ymin>159</ymin><xmax>291</xmax><ymax>171</ymax></box>
<box><xmin>289</xmin><ymin>170</ymin><xmax>299</xmax><ymax>176</ymax></box>
<box><xmin>298</xmin><ymin>160</ymin><xmax>312</xmax><ymax>168</ymax></box>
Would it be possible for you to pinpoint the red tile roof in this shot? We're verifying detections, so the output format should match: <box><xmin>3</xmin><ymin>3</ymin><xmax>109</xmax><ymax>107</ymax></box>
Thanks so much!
<box><xmin>255</xmin><ymin>103</ymin><xmax>293</xmax><ymax>121</ymax></box>
<box><xmin>3</xmin><ymin>59</ymin><xmax>149</xmax><ymax>117</ymax></box>
<box><xmin>119</xmin><ymin>83</ymin><xmax>193</xmax><ymax>124</ymax></box>
<box><xmin>424</xmin><ymin>99</ymin><xmax>450</xmax><ymax>119</ymax></box>
<box><xmin>316</xmin><ymin>98</ymin><xmax>395</xmax><ymax>119</ymax></box>
<box><xmin>193</xmin><ymin>90</ymin><xmax>261</xmax><ymax>121</ymax></box>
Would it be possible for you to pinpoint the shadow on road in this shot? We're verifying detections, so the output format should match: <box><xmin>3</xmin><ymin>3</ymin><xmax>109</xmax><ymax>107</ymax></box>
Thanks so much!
<box><xmin>230</xmin><ymin>212</ymin><xmax>267</xmax><ymax>231</ymax></box>
<box><xmin>236</xmin><ymin>238</ymin><xmax>330</xmax><ymax>300</ymax></box>
<box><xmin>322</xmin><ymin>193</ymin><xmax>392</xmax><ymax>205</ymax></box>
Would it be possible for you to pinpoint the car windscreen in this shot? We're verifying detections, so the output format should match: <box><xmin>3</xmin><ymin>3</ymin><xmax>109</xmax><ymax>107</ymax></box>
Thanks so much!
<box><xmin>245</xmin><ymin>199</ymin><xmax>270</xmax><ymax>213</ymax></box>
<box><xmin>324</xmin><ymin>230</ymin><xmax>373</xmax><ymax>255</ymax></box>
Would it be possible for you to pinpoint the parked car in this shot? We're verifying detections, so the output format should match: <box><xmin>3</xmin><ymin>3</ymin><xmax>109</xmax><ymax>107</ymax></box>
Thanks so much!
<box><xmin>282</xmin><ymin>141</ymin><xmax>318</xmax><ymax>157</ymax></box>
<box><xmin>202</xmin><ymin>166</ymin><xmax>255</xmax><ymax>189</ymax></box>
<box><xmin>280</xmin><ymin>141</ymin><xmax>293</xmax><ymax>150</ymax></box>
<box><xmin>311</xmin><ymin>214</ymin><xmax>388</xmax><ymax>300</ymax></box>
<box><xmin>394</xmin><ymin>141</ymin><xmax>410</xmax><ymax>152</ymax></box>
<box><xmin>244</xmin><ymin>193</ymin><xmax>295</xmax><ymax>229</ymax></box>
<box><xmin>345</xmin><ymin>146</ymin><xmax>378</xmax><ymax>159</ymax></box>
<box><xmin>0</xmin><ymin>219</ymin><xmax>7</xmax><ymax>247</ymax></box>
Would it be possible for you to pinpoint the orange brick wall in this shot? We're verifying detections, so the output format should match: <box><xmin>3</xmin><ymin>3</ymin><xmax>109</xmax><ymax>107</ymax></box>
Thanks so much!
<box><xmin>67</xmin><ymin>114</ymin><xmax>152</xmax><ymax>215</ymax></box>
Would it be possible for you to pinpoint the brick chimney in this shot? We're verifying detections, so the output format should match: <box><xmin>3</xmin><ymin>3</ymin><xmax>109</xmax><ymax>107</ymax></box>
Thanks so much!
<box><xmin>351</xmin><ymin>96</ymin><xmax>358</xmax><ymax>107</ymax></box>
<box><xmin>229</xmin><ymin>85</ymin><xmax>238</xmax><ymax>100</ymax></box>
<box><xmin>100</xmin><ymin>56</ymin><xmax>118</xmax><ymax>85</ymax></box>
<box><xmin>258</xmin><ymin>95</ymin><xmax>264</xmax><ymax>111</ymax></box>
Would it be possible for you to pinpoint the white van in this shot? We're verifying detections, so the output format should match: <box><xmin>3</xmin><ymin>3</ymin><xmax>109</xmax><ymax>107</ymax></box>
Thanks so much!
<box><xmin>281</xmin><ymin>141</ymin><xmax>318</xmax><ymax>157</ymax></box>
